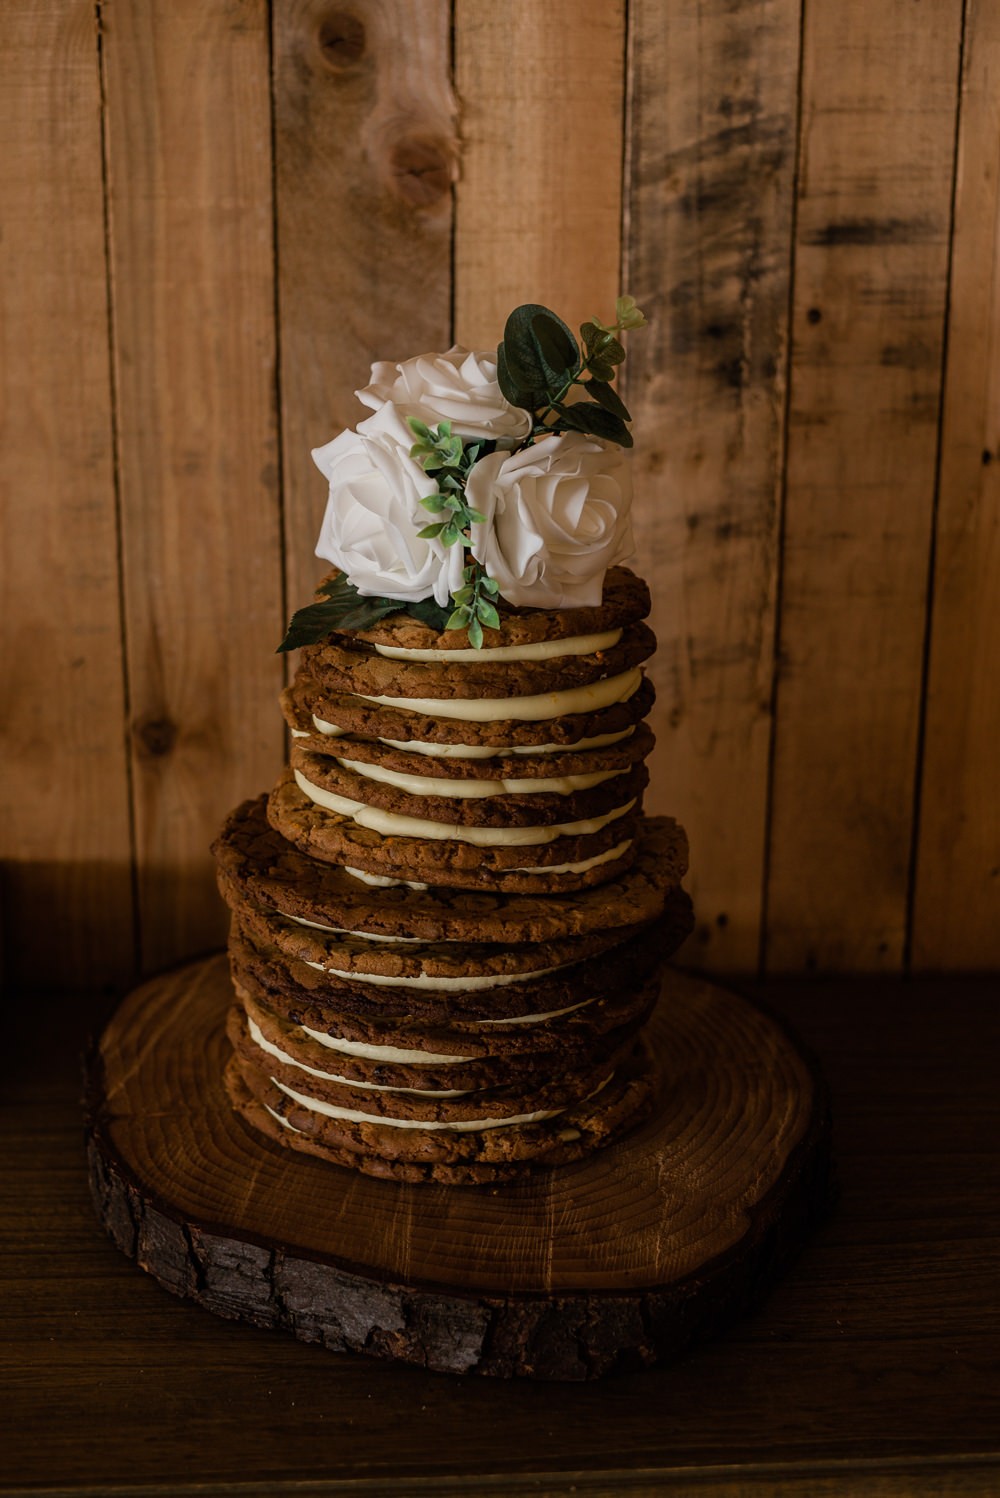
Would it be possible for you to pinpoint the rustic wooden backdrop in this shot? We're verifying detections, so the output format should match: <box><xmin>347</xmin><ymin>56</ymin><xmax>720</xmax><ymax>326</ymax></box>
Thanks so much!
<box><xmin>2</xmin><ymin>0</ymin><xmax>997</xmax><ymax>993</ymax></box>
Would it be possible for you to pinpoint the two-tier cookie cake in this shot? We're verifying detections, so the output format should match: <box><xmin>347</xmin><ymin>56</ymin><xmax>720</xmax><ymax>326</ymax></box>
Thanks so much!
<box><xmin>213</xmin><ymin>299</ymin><xmax>694</xmax><ymax>1185</ymax></box>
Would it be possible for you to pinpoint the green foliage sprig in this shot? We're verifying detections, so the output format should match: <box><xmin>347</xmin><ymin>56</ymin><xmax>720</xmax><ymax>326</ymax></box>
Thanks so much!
<box><xmin>496</xmin><ymin>294</ymin><xmax>647</xmax><ymax>449</ymax></box>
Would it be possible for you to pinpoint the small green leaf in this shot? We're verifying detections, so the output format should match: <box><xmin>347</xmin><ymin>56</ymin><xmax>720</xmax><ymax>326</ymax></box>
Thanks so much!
<box><xmin>417</xmin><ymin>522</ymin><xmax>445</xmax><ymax>539</ymax></box>
<box><xmin>452</xmin><ymin>585</ymin><xmax>474</xmax><ymax>604</ymax></box>
<box><xmin>420</xmin><ymin>493</ymin><xmax>446</xmax><ymax>513</ymax></box>
<box><xmin>406</xmin><ymin>417</ymin><xmax>432</xmax><ymax>440</ymax></box>
<box><xmin>468</xmin><ymin>615</ymin><xmax>484</xmax><ymax>650</ymax></box>
<box><xmin>465</xmin><ymin>507</ymin><xmax>487</xmax><ymax>524</ymax></box>
<box><xmin>476</xmin><ymin>598</ymin><xmax>500</xmax><ymax>630</ymax></box>
<box><xmin>447</xmin><ymin>605</ymin><xmax>473</xmax><ymax>630</ymax></box>
<box><xmin>616</xmin><ymin>294</ymin><xmax>647</xmax><ymax>329</ymax></box>
<box><xmin>441</xmin><ymin>521</ymin><xmax>462</xmax><ymax>545</ymax></box>
<box><xmin>479</xmin><ymin>575</ymin><xmax>500</xmax><ymax>596</ymax></box>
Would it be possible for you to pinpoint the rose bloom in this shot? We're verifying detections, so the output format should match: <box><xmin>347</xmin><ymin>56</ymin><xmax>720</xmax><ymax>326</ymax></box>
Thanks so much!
<box><xmin>312</xmin><ymin>403</ymin><xmax>463</xmax><ymax>606</ymax></box>
<box><xmin>467</xmin><ymin>433</ymin><xmax>633</xmax><ymax>609</ymax></box>
<box><xmin>356</xmin><ymin>346</ymin><xmax>532</xmax><ymax>442</ymax></box>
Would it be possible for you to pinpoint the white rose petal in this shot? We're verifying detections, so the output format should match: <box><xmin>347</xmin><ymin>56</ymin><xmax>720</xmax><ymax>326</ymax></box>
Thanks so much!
<box><xmin>467</xmin><ymin>433</ymin><xmax>633</xmax><ymax>609</ymax></box>
<box><xmin>356</xmin><ymin>346</ymin><xmax>532</xmax><ymax>442</ymax></box>
<box><xmin>312</xmin><ymin>403</ymin><xmax>463</xmax><ymax>607</ymax></box>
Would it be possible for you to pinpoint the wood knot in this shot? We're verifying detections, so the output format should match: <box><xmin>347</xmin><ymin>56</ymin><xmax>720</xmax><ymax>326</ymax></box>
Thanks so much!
<box><xmin>135</xmin><ymin>716</ymin><xmax>178</xmax><ymax>758</ymax></box>
<box><xmin>389</xmin><ymin>136</ymin><xmax>454</xmax><ymax>208</ymax></box>
<box><xmin>317</xmin><ymin>10</ymin><xmax>366</xmax><ymax>70</ymax></box>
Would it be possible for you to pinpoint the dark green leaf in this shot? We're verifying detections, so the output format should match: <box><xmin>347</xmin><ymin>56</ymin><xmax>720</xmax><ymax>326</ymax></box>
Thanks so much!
<box><xmin>404</xmin><ymin>597</ymin><xmax>453</xmax><ymax>631</ymax></box>
<box><xmin>277</xmin><ymin>578</ymin><xmax>405</xmax><ymax>652</ymax></box>
<box><xmin>531</xmin><ymin>310</ymin><xmax>580</xmax><ymax>380</ymax></box>
<box><xmin>585</xmin><ymin>379</ymin><xmax>631</xmax><ymax>420</ymax></box>
<box><xmin>581</xmin><ymin>321</ymin><xmax>613</xmax><ymax>354</ymax></box>
<box><xmin>554</xmin><ymin>402</ymin><xmax>633</xmax><ymax>447</ymax></box>
<box><xmin>503</xmin><ymin>303</ymin><xmax>579</xmax><ymax>396</ymax></box>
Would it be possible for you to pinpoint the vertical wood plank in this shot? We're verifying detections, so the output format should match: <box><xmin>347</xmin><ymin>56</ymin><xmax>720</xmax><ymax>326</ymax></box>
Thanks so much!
<box><xmin>0</xmin><ymin>1</ymin><xmax>134</xmax><ymax>991</ymax></box>
<box><xmin>766</xmin><ymin>0</ymin><xmax>963</xmax><ymax>973</ymax></box>
<box><xmin>453</xmin><ymin>1</ymin><xmax>625</xmax><ymax>351</ymax></box>
<box><xmin>274</xmin><ymin>0</ymin><xmax>457</xmax><ymax>615</ymax></box>
<box><xmin>913</xmin><ymin>0</ymin><xmax>1000</xmax><ymax>971</ymax></box>
<box><xmin>624</xmin><ymin>0</ymin><xmax>801</xmax><ymax>970</ymax></box>
<box><xmin>102</xmin><ymin>0</ymin><xmax>283</xmax><ymax>972</ymax></box>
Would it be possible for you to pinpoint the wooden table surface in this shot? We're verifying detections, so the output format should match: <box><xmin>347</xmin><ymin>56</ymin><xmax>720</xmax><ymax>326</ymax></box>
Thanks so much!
<box><xmin>2</xmin><ymin>971</ymin><xmax>998</xmax><ymax>1497</ymax></box>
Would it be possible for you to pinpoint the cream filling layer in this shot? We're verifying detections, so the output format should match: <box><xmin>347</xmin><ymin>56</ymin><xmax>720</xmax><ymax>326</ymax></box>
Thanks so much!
<box><xmin>303</xmin><ymin>957</ymin><xmax>566</xmax><ymax>991</ymax></box>
<box><xmin>357</xmin><ymin>666</ymin><xmax>642</xmax><ymax>722</ymax></box>
<box><xmin>337</xmin><ymin>756</ymin><xmax>625</xmax><ymax>799</ymax></box>
<box><xmin>293</xmin><ymin>767</ymin><xmax>636</xmax><ymax>846</ymax></box>
<box><xmin>301</xmin><ymin>1024</ymin><xmax>474</xmax><ymax>1065</ymax></box>
<box><xmin>272</xmin><ymin>1076</ymin><xmax>562</xmax><ymax>1132</ymax></box>
<box><xmin>511</xmin><ymin>838</ymin><xmax>632</xmax><ymax>875</ymax></box>
<box><xmin>379</xmin><ymin>726</ymin><xmax>635</xmax><ymax>759</ymax></box>
<box><xmin>247</xmin><ymin>1016</ymin><xmax>470</xmax><ymax>1096</ymax></box>
<box><xmin>372</xmin><ymin>629</ymin><xmax>622</xmax><ymax>663</ymax></box>
<box><xmin>279</xmin><ymin>909</ymin><xmax>427</xmax><ymax>943</ymax></box>
<box><xmin>345</xmin><ymin>865</ymin><xmax>429</xmax><ymax>891</ymax></box>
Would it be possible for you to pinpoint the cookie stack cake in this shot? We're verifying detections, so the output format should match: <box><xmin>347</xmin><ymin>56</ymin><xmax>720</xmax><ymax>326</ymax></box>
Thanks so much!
<box><xmin>213</xmin><ymin>300</ymin><xmax>694</xmax><ymax>1185</ymax></box>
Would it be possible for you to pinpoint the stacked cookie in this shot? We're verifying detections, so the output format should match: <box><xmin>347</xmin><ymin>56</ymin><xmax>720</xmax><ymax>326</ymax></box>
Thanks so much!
<box><xmin>214</xmin><ymin>566</ymin><xmax>693</xmax><ymax>1185</ymax></box>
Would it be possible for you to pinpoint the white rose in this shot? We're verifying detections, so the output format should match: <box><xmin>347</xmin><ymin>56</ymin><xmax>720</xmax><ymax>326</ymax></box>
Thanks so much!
<box><xmin>312</xmin><ymin>403</ymin><xmax>464</xmax><ymax>606</ymax></box>
<box><xmin>467</xmin><ymin>433</ymin><xmax>633</xmax><ymax>609</ymax></box>
<box><xmin>356</xmin><ymin>345</ymin><xmax>532</xmax><ymax>442</ymax></box>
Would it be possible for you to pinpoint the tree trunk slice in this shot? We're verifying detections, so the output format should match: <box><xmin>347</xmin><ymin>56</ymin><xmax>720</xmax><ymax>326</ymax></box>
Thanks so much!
<box><xmin>86</xmin><ymin>955</ymin><xmax>832</xmax><ymax>1380</ymax></box>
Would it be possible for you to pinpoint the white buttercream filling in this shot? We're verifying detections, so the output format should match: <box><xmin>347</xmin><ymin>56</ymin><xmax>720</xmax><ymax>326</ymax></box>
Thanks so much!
<box><xmin>379</xmin><ymin>726</ymin><xmax>635</xmax><ymax>759</ymax></box>
<box><xmin>277</xmin><ymin>909</ymin><xmax>427</xmax><ymax>943</ymax></box>
<box><xmin>301</xmin><ymin>1024</ymin><xmax>474</xmax><ymax>1065</ymax></box>
<box><xmin>371</xmin><ymin>629</ymin><xmax>622</xmax><ymax>663</ymax></box>
<box><xmin>338</xmin><ymin>756</ymin><xmax>625</xmax><ymax>799</ymax></box>
<box><xmin>511</xmin><ymin>839</ymin><xmax>632</xmax><ymax>874</ymax></box>
<box><xmin>247</xmin><ymin>1015</ymin><xmax>470</xmax><ymax>1096</ymax></box>
<box><xmin>290</xmin><ymin>727</ymin><xmax>311</xmax><ymax>738</ymax></box>
<box><xmin>344</xmin><ymin>865</ymin><xmax>429</xmax><ymax>890</ymax></box>
<box><xmin>272</xmin><ymin>1076</ymin><xmax>562</xmax><ymax>1132</ymax></box>
<box><xmin>356</xmin><ymin>666</ymin><xmax>642</xmax><ymax>722</ymax></box>
<box><xmin>303</xmin><ymin>958</ymin><xmax>567</xmax><ymax>991</ymax></box>
<box><xmin>293</xmin><ymin>767</ymin><xmax>636</xmax><ymax>846</ymax></box>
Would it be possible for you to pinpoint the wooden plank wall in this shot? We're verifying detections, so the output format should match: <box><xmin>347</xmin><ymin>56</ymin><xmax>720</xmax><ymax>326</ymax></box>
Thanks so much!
<box><xmin>1</xmin><ymin>0</ymin><xmax>995</xmax><ymax>995</ymax></box>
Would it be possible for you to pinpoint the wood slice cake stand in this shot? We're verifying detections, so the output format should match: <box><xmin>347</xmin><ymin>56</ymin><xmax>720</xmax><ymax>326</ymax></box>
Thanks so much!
<box><xmin>86</xmin><ymin>954</ymin><xmax>832</xmax><ymax>1381</ymax></box>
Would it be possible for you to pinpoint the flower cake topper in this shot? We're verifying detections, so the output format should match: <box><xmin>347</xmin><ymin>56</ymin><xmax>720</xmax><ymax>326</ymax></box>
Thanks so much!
<box><xmin>279</xmin><ymin>296</ymin><xmax>646</xmax><ymax>652</ymax></box>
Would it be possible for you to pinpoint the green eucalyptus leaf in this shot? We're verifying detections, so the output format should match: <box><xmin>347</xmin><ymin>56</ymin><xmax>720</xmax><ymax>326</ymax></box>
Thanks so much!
<box><xmin>554</xmin><ymin>402</ymin><xmax>633</xmax><ymax>447</ymax></box>
<box><xmin>531</xmin><ymin>309</ymin><xmax>580</xmax><ymax>379</ymax></box>
<box><xmin>586</xmin><ymin>380</ymin><xmax>632</xmax><ymax>421</ymax></box>
<box><xmin>581</xmin><ymin>321</ymin><xmax>613</xmax><ymax>354</ymax></box>
<box><xmin>468</xmin><ymin>615</ymin><xmax>484</xmax><ymax>650</ymax></box>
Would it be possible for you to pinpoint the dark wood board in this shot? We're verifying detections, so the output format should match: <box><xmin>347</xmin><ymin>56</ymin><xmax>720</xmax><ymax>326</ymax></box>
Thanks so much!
<box><xmin>2</xmin><ymin>975</ymin><xmax>998</xmax><ymax>1494</ymax></box>
<box><xmin>85</xmin><ymin>958</ymin><xmax>831</xmax><ymax>1380</ymax></box>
